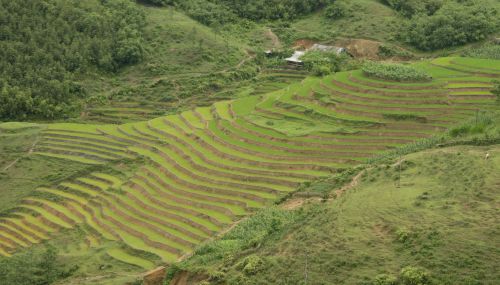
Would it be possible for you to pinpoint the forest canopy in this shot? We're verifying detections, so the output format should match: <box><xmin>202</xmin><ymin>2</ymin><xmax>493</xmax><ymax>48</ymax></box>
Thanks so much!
<box><xmin>146</xmin><ymin>0</ymin><xmax>330</xmax><ymax>24</ymax></box>
<box><xmin>0</xmin><ymin>0</ymin><xmax>146</xmax><ymax>120</ymax></box>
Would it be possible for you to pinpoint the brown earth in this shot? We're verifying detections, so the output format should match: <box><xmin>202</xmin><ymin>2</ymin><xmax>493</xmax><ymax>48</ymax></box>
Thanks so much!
<box><xmin>169</xmin><ymin>271</ymin><xmax>208</xmax><ymax>285</ymax></box>
<box><xmin>281</xmin><ymin>170</ymin><xmax>366</xmax><ymax>210</ymax></box>
<box><xmin>144</xmin><ymin>266</ymin><xmax>166</xmax><ymax>285</ymax></box>
<box><xmin>293</xmin><ymin>39</ymin><xmax>316</xmax><ymax>50</ymax></box>
<box><xmin>334</xmin><ymin>39</ymin><xmax>382</xmax><ymax>59</ymax></box>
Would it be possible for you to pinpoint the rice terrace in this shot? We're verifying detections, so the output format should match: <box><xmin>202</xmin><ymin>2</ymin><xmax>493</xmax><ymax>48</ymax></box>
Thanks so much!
<box><xmin>0</xmin><ymin>1</ymin><xmax>499</xmax><ymax>285</ymax></box>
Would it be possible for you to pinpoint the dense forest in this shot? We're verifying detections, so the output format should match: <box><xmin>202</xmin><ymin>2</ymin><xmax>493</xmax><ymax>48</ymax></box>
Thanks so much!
<box><xmin>0</xmin><ymin>0</ymin><xmax>146</xmax><ymax>120</ymax></box>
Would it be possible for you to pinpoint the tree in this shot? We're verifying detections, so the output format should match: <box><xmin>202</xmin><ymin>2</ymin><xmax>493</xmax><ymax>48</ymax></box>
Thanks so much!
<box><xmin>325</xmin><ymin>1</ymin><xmax>350</xmax><ymax>20</ymax></box>
<box><xmin>403</xmin><ymin>0</ymin><xmax>498</xmax><ymax>50</ymax></box>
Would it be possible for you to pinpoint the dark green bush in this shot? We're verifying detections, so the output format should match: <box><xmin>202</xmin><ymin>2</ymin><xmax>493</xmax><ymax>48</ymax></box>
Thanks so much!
<box><xmin>238</xmin><ymin>255</ymin><xmax>265</xmax><ymax>275</ymax></box>
<box><xmin>362</xmin><ymin>62</ymin><xmax>432</xmax><ymax>82</ymax></box>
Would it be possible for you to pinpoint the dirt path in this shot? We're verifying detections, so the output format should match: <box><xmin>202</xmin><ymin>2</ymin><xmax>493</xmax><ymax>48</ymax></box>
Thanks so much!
<box><xmin>281</xmin><ymin>170</ymin><xmax>366</xmax><ymax>210</ymax></box>
<box><xmin>265</xmin><ymin>28</ymin><xmax>282</xmax><ymax>49</ymax></box>
<box><xmin>2</xmin><ymin>137</ymin><xmax>39</xmax><ymax>172</ymax></box>
<box><xmin>222</xmin><ymin>50</ymin><xmax>255</xmax><ymax>72</ymax></box>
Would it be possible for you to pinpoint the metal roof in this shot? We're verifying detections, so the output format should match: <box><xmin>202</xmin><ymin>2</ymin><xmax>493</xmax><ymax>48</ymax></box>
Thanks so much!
<box><xmin>285</xmin><ymin>51</ymin><xmax>306</xmax><ymax>63</ymax></box>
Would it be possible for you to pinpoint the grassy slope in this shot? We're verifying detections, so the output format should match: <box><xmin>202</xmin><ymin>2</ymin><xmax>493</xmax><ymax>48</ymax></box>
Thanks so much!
<box><xmin>177</xmin><ymin>143</ymin><xmax>500</xmax><ymax>285</ymax></box>
<box><xmin>288</xmin><ymin>0</ymin><xmax>400</xmax><ymax>43</ymax></box>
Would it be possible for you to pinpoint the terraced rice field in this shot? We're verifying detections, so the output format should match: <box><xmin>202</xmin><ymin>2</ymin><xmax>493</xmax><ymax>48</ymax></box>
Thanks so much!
<box><xmin>85</xmin><ymin>102</ymin><xmax>170</xmax><ymax>124</ymax></box>
<box><xmin>1</xmin><ymin>57</ymin><xmax>498</xmax><ymax>269</ymax></box>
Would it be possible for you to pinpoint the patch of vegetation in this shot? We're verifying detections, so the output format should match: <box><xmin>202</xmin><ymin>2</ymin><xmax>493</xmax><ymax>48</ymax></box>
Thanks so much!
<box><xmin>362</xmin><ymin>62</ymin><xmax>432</xmax><ymax>82</ymax></box>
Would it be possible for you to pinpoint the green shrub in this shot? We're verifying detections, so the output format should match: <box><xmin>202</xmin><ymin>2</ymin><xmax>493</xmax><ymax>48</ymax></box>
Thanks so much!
<box><xmin>362</xmin><ymin>62</ymin><xmax>432</xmax><ymax>82</ymax></box>
<box><xmin>396</xmin><ymin>228</ymin><xmax>412</xmax><ymax>243</ymax></box>
<box><xmin>400</xmin><ymin>266</ymin><xmax>430</xmax><ymax>285</ymax></box>
<box><xmin>313</xmin><ymin>65</ymin><xmax>332</xmax><ymax>76</ymax></box>
<box><xmin>238</xmin><ymin>255</ymin><xmax>265</xmax><ymax>275</ymax></box>
<box><xmin>373</xmin><ymin>274</ymin><xmax>398</xmax><ymax>285</ymax></box>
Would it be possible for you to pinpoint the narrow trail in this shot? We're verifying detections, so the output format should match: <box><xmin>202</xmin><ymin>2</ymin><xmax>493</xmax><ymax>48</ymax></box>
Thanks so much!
<box><xmin>265</xmin><ymin>28</ymin><xmax>282</xmax><ymax>49</ymax></box>
<box><xmin>281</xmin><ymin>170</ymin><xmax>366</xmax><ymax>210</ymax></box>
<box><xmin>221</xmin><ymin>49</ymin><xmax>255</xmax><ymax>72</ymax></box>
<box><xmin>2</xmin><ymin>137</ymin><xmax>39</xmax><ymax>172</ymax></box>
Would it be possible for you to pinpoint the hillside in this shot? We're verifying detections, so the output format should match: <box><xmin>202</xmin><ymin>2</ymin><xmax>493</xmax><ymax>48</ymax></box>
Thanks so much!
<box><xmin>0</xmin><ymin>57</ymin><xmax>498</xmax><ymax>284</ymax></box>
<box><xmin>174</xmin><ymin>143</ymin><xmax>500</xmax><ymax>284</ymax></box>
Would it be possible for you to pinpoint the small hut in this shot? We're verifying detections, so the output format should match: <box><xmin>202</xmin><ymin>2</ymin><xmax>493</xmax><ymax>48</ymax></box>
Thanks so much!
<box><xmin>285</xmin><ymin>51</ymin><xmax>306</xmax><ymax>66</ymax></box>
